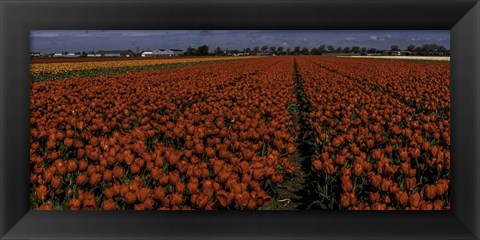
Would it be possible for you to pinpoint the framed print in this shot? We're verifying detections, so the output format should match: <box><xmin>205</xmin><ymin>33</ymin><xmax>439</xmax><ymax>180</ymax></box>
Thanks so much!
<box><xmin>1</xmin><ymin>0</ymin><xmax>479</xmax><ymax>239</ymax></box>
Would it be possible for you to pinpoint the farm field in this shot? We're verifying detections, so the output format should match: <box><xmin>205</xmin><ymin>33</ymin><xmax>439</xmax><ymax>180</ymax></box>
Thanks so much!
<box><xmin>30</xmin><ymin>56</ymin><xmax>254</xmax><ymax>82</ymax></box>
<box><xmin>339</xmin><ymin>56</ymin><xmax>450</xmax><ymax>61</ymax></box>
<box><xmin>30</xmin><ymin>56</ymin><xmax>450</xmax><ymax>210</ymax></box>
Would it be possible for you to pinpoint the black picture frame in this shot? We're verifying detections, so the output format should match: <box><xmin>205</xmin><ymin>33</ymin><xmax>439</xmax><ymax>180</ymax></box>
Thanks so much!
<box><xmin>1</xmin><ymin>0</ymin><xmax>479</xmax><ymax>239</ymax></box>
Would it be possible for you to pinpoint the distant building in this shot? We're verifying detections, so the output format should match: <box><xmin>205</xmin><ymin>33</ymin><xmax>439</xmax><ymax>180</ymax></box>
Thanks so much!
<box><xmin>87</xmin><ymin>53</ymin><xmax>102</xmax><ymax>57</ymax></box>
<box><xmin>52</xmin><ymin>53</ymin><xmax>81</xmax><ymax>58</ymax></box>
<box><xmin>96</xmin><ymin>50</ymin><xmax>134</xmax><ymax>57</ymax></box>
<box><xmin>382</xmin><ymin>50</ymin><xmax>413</xmax><ymax>56</ymax></box>
<box><xmin>30</xmin><ymin>52</ymin><xmax>43</xmax><ymax>57</ymax></box>
<box><xmin>382</xmin><ymin>50</ymin><xmax>402</xmax><ymax>56</ymax></box>
<box><xmin>232</xmin><ymin>52</ymin><xmax>248</xmax><ymax>56</ymax></box>
<box><xmin>65</xmin><ymin>53</ymin><xmax>81</xmax><ymax>58</ymax></box>
<box><xmin>141</xmin><ymin>49</ymin><xmax>183</xmax><ymax>57</ymax></box>
<box><xmin>141</xmin><ymin>51</ymin><xmax>152</xmax><ymax>57</ymax></box>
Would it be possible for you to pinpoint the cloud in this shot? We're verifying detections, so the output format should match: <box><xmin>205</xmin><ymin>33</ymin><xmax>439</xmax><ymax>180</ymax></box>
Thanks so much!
<box><xmin>345</xmin><ymin>37</ymin><xmax>356</xmax><ymax>41</ymax></box>
<box><xmin>370</xmin><ymin>36</ymin><xmax>377</xmax><ymax>40</ymax></box>
<box><xmin>385</xmin><ymin>34</ymin><xmax>392</xmax><ymax>39</ymax></box>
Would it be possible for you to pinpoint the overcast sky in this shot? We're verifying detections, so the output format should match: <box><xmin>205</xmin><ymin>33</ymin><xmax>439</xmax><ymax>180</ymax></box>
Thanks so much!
<box><xmin>31</xmin><ymin>30</ymin><xmax>449</xmax><ymax>53</ymax></box>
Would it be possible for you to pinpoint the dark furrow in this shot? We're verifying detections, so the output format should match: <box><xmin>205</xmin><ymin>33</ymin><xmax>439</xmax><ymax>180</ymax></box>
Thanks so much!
<box><xmin>273</xmin><ymin>58</ymin><xmax>329</xmax><ymax>210</ymax></box>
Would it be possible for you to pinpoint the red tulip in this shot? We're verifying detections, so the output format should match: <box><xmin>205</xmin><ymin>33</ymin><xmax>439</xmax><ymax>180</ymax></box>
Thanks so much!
<box><xmin>216</xmin><ymin>190</ymin><xmax>233</xmax><ymax>207</ymax></box>
<box><xmin>153</xmin><ymin>186</ymin><xmax>165</xmax><ymax>201</ymax></box>
<box><xmin>312</xmin><ymin>159</ymin><xmax>323</xmax><ymax>171</ymax></box>
<box><xmin>38</xmin><ymin>203</ymin><xmax>54</xmax><ymax>210</ymax></box>
<box><xmin>35</xmin><ymin>185</ymin><xmax>48</xmax><ymax>201</ymax></box>
<box><xmin>409</xmin><ymin>192</ymin><xmax>421</xmax><ymax>208</ymax></box>
<box><xmin>424</xmin><ymin>184</ymin><xmax>437</xmax><ymax>200</ymax></box>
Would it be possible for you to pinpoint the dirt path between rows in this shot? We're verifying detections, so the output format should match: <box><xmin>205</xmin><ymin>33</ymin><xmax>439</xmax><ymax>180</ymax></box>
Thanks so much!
<box><xmin>272</xmin><ymin>58</ymin><xmax>316</xmax><ymax>210</ymax></box>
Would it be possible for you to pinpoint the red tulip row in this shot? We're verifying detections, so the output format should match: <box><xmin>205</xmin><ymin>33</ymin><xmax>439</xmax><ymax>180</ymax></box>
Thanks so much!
<box><xmin>30</xmin><ymin>57</ymin><xmax>298</xmax><ymax>210</ymax></box>
<box><xmin>305</xmin><ymin>57</ymin><xmax>450</xmax><ymax>113</ymax></box>
<box><xmin>295</xmin><ymin>57</ymin><xmax>450</xmax><ymax>210</ymax></box>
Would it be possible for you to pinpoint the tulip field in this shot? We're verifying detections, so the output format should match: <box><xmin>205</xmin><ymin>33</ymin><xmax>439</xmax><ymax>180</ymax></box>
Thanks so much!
<box><xmin>30</xmin><ymin>56</ymin><xmax>450</xmax><ymax>210</ymax></box>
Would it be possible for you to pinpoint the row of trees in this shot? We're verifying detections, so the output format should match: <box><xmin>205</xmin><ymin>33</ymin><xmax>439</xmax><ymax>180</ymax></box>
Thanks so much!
<box><xmin>36</xmin><ymin>43</ymin><xmax>449</xmax><ymax>58</ymax></box>
<box><xmin>183</xmin><ymin>43</ymin><xmax>449</xmax><ymax>56</ymax></box>
<box><xmin>184</xmin><ymin>45</ymin><xmax>210</xmax><ymax>56</ymax></box>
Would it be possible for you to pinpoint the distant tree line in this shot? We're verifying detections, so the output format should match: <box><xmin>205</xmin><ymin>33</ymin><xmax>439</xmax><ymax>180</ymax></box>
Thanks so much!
<box><xmin>35</xmin><ymin>43</ymin><xmax>449</xmax><ymax>58</ymax></box>
<box><xmin>184</xmin><ymin>45</ymin><xmax>210</xmax><ymax>56</ymax></box>
<box><xmin>183</xmin><ymin>43</ymin><xmax>449</xmax><ymax>56</ymax></box>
